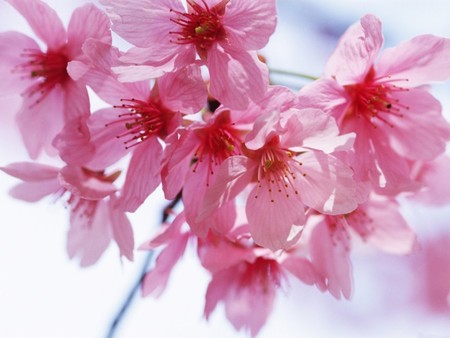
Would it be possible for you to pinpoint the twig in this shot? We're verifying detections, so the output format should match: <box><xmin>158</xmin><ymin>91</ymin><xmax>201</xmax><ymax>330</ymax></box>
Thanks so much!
<box><xmin>105</xmin><ymin>192</ymin><xmax>183</xmax><ymax>338</ymax></box>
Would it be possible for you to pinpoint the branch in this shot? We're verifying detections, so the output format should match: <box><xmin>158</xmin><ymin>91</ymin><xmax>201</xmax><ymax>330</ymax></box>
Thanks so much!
<box><xmin>105</xmin><ymin>192</ymin><xmax>183</xmax><ymax>338</ymax></box>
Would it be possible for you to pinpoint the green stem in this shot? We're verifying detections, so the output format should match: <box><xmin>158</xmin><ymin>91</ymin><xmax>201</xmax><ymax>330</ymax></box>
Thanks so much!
<box><xmin>269</xmin><ymin>68</ymin><xmax>319</xmax><ymax>81</ymax></box>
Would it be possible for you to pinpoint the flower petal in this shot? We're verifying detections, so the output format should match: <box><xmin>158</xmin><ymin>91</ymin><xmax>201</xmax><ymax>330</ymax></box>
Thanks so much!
<box><xmin>222</xmin><ymin>0</ymin><xmax>277</xmax><ymax>50</ymax></box>
<box><xmin>208</xmin><ymin>48</ymin><xmax>268</xmax><ymax>109</ymax></box>
<box><xmin>386</xmin><ymin>89</ymin><xmax>450</xmax><ymax>161</ymax></box>
<box><xmin>7</xmin><ymin>0</ymin><xmax>66</xmax><ymax>50</ymax></box>
<box><xmin>297</xmin><ymin>151</ymin><xmax>357</xmax><ymax>215</ymax></box>
<box><xmin>109</xmin><ymin>195</ymin><xmax>134</xmax><ymax>261</ymax></box>
<box><xmin>67</xmin><ymin>199</ymin><xmax>112</xmax><ymax>267</ymax></box>
<box><xmin>0</xmin><ymin>32</ymin><xmax>40</xmax><ymax>97</ymax></box>
<box><xmin>158</xmin><ymin>64</ymin><xmax>207</xmax><ymax>114</ymax></box>
<box><xmin>141</xmin><ymin>232</ymin><xmax>189</xmax><ymax>297</ymax></box>
<box><xmin>66</xmin><ymin>3</ymin><xmax>112</xmax><ymax>59</ymax></box>
<box><xmin>247</xmin><ymin>183</ymin><xmax>305</xmax><ymax>251</ymax></box>
<box><xmin>310</xmin><ymin>219</ymin><xmax>352</xmax><ymax>300</ymax></box>
<box><xmin>16</xmin><ymin>88</ymin><xmax>64</xmax><ymax>159</ymax></box>
<box><xmin>377</xmin><ymin>34</ymin><xmax>450</xmax><ymax>87</ymax></box>
<box><xmin>117</xmin><ymin>137</ymin><xmax>163</xmax><ymax>212</ymax></box>
<box><xmin>325</xmin><ymin>14</ymin><xmax>383</xmax><ymax>85</ymax></box>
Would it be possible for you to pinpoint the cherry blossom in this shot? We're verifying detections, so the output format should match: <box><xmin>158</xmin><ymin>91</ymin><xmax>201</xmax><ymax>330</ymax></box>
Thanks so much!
<box><xmin>0</xmin><ymin>162</ymin><xmax>134</xmax><ymax>266</ymax></box>
<box><xmin>0</xmin><ymin>0</ymin><xmax>111</xmax><ymax>158</ymax></box>
<box><xmin>299</xmin><ymin>14</ymin><xmax>450</xmax><ymax>194</ymax></box>
<box><xmin>99</xmin><ymin>0</ymin><xmax>276</xmax><ymax>108</ymax></box>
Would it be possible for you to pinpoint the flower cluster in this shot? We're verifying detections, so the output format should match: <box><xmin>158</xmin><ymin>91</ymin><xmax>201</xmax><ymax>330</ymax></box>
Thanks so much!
<box><xmin>2</xmin><ymin>0</ymin><xmax>450</xmax><ymax>336</ymax></box>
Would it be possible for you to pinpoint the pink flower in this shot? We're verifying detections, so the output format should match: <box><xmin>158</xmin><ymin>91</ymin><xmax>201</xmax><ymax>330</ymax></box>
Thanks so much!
<box><xmin>160</xmin><ymin>86</ymin><xmax>300</xmax><ymax>237</ymax></box>
<box><xmin>199</xmin><ymin>226</ymin><xmax>317</xmax><ymax>337</ymax></box>
<box><xmin>99</xmin><ymin>0</ymin><xmax>276</xmax><ymax>108</ymax></box>
<box><xmin>0</xmin><ymin>0</ymin><xmax>111</xmax><ymax>158</ymax></box>
<box><xmin>57</xmin><ymin>40</ymin><xmax>207</xmax><ymax>212</ymax></box>
<box><xmin>299</xmin><ymin>14</ymin><xmax>450</xmax><ymax>194</ymax></box>
<box><xmin>161</xmin><ymin>108</ymin><xmax>246</xmax><ymax>237</ymax></box>
<box><xmin>199</xmin><ymin>100</ymin><xmax>357</xmax><ymax>250</ymax></box>
<box><xmin>307</xmin><ymin>193</ymin><xmax>416</xmax><ymax>299</ymax></box>
<box><xmin>0</xmin><ymin>162</ymin><xmax>134</xmax><ymax>266</ymax></box>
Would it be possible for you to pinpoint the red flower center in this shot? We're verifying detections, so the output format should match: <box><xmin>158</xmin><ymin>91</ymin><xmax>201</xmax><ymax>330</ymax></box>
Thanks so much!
<box><xmin>170</xmin><ymin>0</ymin><xmax>229</xmax><ymax>58</ymax></box>
<box><xmin>192</xmin><ymin>111</ymin><xmax>242</xmax><ymax>185</ymax></box>
<box><xmin>17</xmin><ymin>48</ymin><xmax>69</xmax><ymax>105</ymax></box>
<box><xmin>344</xmin><ymin>66</ymin><xmax>410</xmax><ymax>128</ymax></box>
<box><xmin>108</xmin><ymin>98</ymin><xmax>174</xmax><ymax>149</ymax></box>
<box><xmin>250</xmin><ymin>136</ymin><xmax>305</xmax><ymax>203</ymax></box>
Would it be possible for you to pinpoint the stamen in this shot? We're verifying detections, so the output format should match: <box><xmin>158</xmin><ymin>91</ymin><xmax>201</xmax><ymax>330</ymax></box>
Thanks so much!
<box><xmin>15</xmin><ymin>48</ymin><xmax>69</xmax><ymax>106</ymax></box>
<box><xmin>169</xmin><ymin>0</ymin><xmax>228</xmax><ymax>57</ymax></box>
<box><xmin>106</xmin><ymin>98</ymin><xmax>171</xmax><ymax>149</ymax></box>
<box><xmin>253</xmin><ymin>137</ymin><xmax>303</xmax><ymax>202</ymax></box>
<box><xmin>344</xmin><ymin>67</ymin><xmax>410</xmax><ymax>128</ymax></box>
<box><xmin>191</xmin><ymin>112</ymin><xmax>242</xmax><ymax>186</ymax></box>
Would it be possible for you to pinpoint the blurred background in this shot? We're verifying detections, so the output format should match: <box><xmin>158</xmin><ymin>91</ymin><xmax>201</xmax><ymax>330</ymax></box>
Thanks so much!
<box><xmin>1</xmin><ymin>1</ymin><xmax>450</xmax><ymax>337</ymax></box>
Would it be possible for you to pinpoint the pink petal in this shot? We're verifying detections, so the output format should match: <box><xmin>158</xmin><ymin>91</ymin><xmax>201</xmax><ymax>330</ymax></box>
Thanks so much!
<box><xmin>59</xmin><ymin>166</ymin><xmax>117</xmax><ymax>200</ymax></box>
<box><xmin>66</xmin><ymin>3</ymin><xmax>112</xmax><ymax>59</ymax></box>
<box><xmin>204</xmin><ymin>263</ymin><xmax>276</xmax><ymax>338</ymax></box>
<box><xmin>100</xmin><ymin>0</ymin><xmax>183</xmax><ymax>48</ymax></box>
<box><xmin>84</xmin><ymin>108</ymin><xmax>131</xmax><ymax>170</ymax></box>
<box><xmin>247</xmin><ymin>184</ymin><xmax>305</xmax><ymax>250</ymax></box>
<box><xmin>368</xmin><ymin>132</ymin><xmax>418</xmax><ymax>194</ymax></box>
<box><xmin>204</xmin><ymin>268</ymin><xmax>236</xmax><ymax>320</ymax></box>
<box><xmin>52</xmin><ymin>117</ymin><xmax>95</xmax><ymax>166</ymax></box>
<box><xmin>62</xmin><ymin>79</ymin><xmax>90</xmax><ymax>121</ymax></box>
<box><xmin>2</xmin><ymin>162</ymin><xmax>60</xmax><ymax>202</ymax></box>
<box><xmin>69</xmin><ymin>42</ymin><xmax>149</xmax><ymax>104</ymax></box>
<box><xmin>198</xmin><ymin>156</ymin><xmax>253</xmax><ymax>222</ymax></box>
<box><xmin>281</xmin><ymin>108</ymin><xmax>354</xmax><ymax>153</ymax></box>
<box><xmin>109</xmin><ymin>195</ymin><xmax>134</xmax><ymax>261</ymax></box>
<box><xmin>7</xmin><ymin>0</ymin><xmax>66</xmax><ymax>50</ymax></box>
<box><xmin>377</xmin><ymin>35</ymin><xmax>450</xmax><ymax>87</ymax></box>
<box><xmin>244</xmin><ymin>109</ymin><xmax>281</xmax><ymax>150</ymax></box>
<box><xmin>113</xmin><ymin>64</ymin><xmax>173</xmax><ymax>82</ymax></box>
<box><xmin>67</xmin><ymin>199</ymin><xmax>112</xmax><ymax>267</ymax></box>
<box><xmin>412</xmin><ymin>155</ymin><xmax>450</xmax><ymax>206</ymax></box>
<box><xmin>224</xmin><ymin>271</ymin><xmax>276</xmax><ymax>337</ymax></box>
<box><xmin>229</xmin><ymin>85</ymin><xmax>299</xmax><ymax>125</ymax></box>
<box><xmin>141</xmin><ymin>232</ymin><xmax>189</xmax><ymax>297</ymax></box>
<box><xmin>386</xmin><ymin>89</ymin><xmax>450</xmax><ymax>161</ymax></box>
<box><xmin>198</xmin><ymin>234</ymin><xmax>255</xmax><ymax>274</ymax></box>
<box><xmin>208</xmin><ymin>48</ymin><xmax>268</xmax><ymax>109</ymax></box>
<box><xmin>158</xmin><ymin>64</ymin><xmax>207</xmax><ymax>114</ymax></box>
<box><xmin>120</xmin><ymin>45</ymin><xmax>194</xmax><ymax>69</ymax></box>
<box><xmin>296</xmin><ymin>151</ymin><xmax>357</xmax><ymax>215</ymax></box>
<box><xmin>9</xmin><ymin>180</ymin><xmax>60</xmax><ymax>202</ymax></box>
<box><xmin>222</xmin><ymin>0</ymin><xmax>277</xmax><ymax>50</ymax></box>
<box><xmin>16</xmin><ymin>87</ymin><xmax>64</xmax><ymax>159</ymax></box>
<box><xmin>209</xmin><ymin>200</ymin><xmax>237</xmax><ymax>235</ymax></box>
<box><xmin>161</xmin><ymin>130</ymin><xmax>197</xmax><ymax>199</ymax></box>
<box><xmin>183</xmin><ymin>164</ymin><xmax>210</xmax><ymax>237</ymax></box>
<box><xmin>282</xmin><ymin>256</ymin><xmax>318</xmax><ymax>285</ymax></box>
<box><xmin>139</xmin><ymin>212</ymin><xmax>185</xmax><ymax>250</ymax></box>
<box><xmin>325</xmin><ymin>14</ymin><xmax>383</xmax><ymax>85</ymax></box>
<box><xmin>67</xmin><ymin>60</ymin><xmax>91</xmax><ymax>82</ymax></box>
<box><xmin>350</xmin><ymin>196</ymin><xmax>417</xmax><ymax>254</ymax></box>
<box><xmin>0</xmin><ymin>162</ymin><xmax>59</xmax><ymax>181</ymax></box>
<box><xmin>297</xmin><ymin>79</ymin><xmax>349</xmax><ymax>119</ymax></box>
<box><xmin>310</xmin><ymin>219</ymin><xmax>352</xmax><ymax>299</ymax></box>
<box><xmin>117</xmin><ymin>137</ymin><xmax>163</xmax><ymax>212</ymax></box>
<box><xmin>0</xmin><ymin>32</ymin><xmax>40</xmax><ymax>96</ymax></box>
